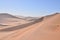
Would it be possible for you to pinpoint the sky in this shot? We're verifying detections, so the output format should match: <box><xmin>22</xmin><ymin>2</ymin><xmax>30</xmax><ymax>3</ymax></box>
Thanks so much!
<box><xmin>0</xmin><ymin>0</ymin><xmax>60</xmax><ymax>17</ymax></box>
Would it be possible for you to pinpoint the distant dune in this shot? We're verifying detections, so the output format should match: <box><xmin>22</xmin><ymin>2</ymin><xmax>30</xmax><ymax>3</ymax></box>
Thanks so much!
<box><xmin>0</xmin><ymin>13</ymin><xmax>60</xmax><ymax>40</ymax></box>
<box><xmin>0</xmin><ymin>13</ymin><xmax>20</xmax><ymax>19</ymax></box>
<box><xmin>0</xmin><ymin>13</ymin><xmax>32</xmax><ymax>29</ymax></box>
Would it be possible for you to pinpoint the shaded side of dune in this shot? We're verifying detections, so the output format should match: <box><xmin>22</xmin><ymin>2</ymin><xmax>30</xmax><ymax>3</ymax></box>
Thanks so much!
<box><xmin>0</xmin><ymin>17</ymin><xmax>44</xmax><ymax>32</ymax></box>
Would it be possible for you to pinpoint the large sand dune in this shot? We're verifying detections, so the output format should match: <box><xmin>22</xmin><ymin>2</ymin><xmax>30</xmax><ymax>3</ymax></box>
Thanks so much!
<box><xmin>0</xmin><ymin>13</ymin><xmax>60</xmax><ymax>40</ymax></box>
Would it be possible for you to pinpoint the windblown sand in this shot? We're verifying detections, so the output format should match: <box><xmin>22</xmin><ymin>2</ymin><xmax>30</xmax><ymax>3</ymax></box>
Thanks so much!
<box><xmin>0</xmin><ymin>13</ymin><xmax>60</xmax><ymax>40</ymax></box>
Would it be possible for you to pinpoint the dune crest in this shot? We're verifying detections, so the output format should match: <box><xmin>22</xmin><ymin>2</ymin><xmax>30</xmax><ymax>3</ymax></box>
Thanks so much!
<box><xmin>0</xmin><ymin>13</ymin><xmax>60</xmax><ymax>40</ymax></box>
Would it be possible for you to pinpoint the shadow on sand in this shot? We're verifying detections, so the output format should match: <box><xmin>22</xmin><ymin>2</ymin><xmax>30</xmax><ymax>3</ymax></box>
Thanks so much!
<box><xmin>0</xmin><ymin>17</ymin><xmax>44</xmax><ymax>32</ymax></box>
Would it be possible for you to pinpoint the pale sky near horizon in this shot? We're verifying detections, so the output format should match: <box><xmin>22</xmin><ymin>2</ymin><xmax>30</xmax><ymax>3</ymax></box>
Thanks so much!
<box><xmin>0</xmin><ymin>0</ymin><xmax>60</xmax><ymax>17</ymax></box>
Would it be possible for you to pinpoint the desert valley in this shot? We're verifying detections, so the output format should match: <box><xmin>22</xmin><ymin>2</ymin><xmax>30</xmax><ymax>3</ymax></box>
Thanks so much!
<box><xmin>0</xmin><ymin>13</ymin><xmax>60</xmax><ymax>40</ymax></box>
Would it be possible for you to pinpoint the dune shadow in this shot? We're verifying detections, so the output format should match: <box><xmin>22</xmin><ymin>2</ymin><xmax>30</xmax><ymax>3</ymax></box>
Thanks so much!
<box><xmin>0</xmin><ymin>17</ymin><xmax>44</xmax><ymax>32</ymax></box>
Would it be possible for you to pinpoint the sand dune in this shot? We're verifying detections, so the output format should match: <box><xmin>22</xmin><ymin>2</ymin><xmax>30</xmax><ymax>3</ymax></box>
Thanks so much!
<box><xmin>0</xmin><ymin>13</ymin><xmax>60</xmax><ymax>40</ymax></box>
<box><xmin>0</xmin><ymin>13</ymin><xmax>32</xmax><ymax>30</ymax></box>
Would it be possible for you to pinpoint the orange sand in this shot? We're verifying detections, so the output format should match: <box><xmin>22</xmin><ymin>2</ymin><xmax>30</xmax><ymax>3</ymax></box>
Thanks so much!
<box><xmin>0</xmin><ymin>13</ymin><xmax>60</xmax><ymax>40</ymax></box>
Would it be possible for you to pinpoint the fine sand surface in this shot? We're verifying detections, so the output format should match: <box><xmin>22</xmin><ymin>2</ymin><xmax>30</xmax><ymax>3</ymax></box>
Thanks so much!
<box><xmin>0</xmin><ymin>13</ymin><xmax>60</xmax><ymax>40</ymax></box>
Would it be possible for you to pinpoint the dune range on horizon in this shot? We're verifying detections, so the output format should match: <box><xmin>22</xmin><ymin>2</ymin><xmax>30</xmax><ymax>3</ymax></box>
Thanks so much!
<box><xmin>0</xmin><ymin>13</ymin><xmax>60</xmax><ymax>40</ymax></box>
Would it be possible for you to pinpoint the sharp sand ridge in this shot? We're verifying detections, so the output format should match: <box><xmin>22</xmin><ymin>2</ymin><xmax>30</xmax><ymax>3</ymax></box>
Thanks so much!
<box><xmin>0</xmin><ymin>13</ymin><xmax>60</xmax><ymax>40</ymax></box>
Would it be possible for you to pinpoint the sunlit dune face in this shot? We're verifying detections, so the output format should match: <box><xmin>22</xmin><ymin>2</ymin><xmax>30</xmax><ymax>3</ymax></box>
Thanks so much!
<box><xmin>0</xmin><ymin>13</ymin><xmax>60</xmax><ymax>40</ymax></box>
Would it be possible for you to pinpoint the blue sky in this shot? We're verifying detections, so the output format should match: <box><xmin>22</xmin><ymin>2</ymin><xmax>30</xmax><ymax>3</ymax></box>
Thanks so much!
<box><xmin>0</xmin><ymin>0</ymin><xmax>60</xmax><ymax>17</ymax></box>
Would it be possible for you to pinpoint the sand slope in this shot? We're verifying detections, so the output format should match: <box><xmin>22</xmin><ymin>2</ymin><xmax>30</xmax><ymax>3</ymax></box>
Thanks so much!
<box><xmin>0</xmin><ymin>13</ymin><xmax>31</xmax><ymax>30</ymax></box>
<box><xmin>0</xmin><ymin>13</ymin><xmax>60</xmax><ymax>40</ymax></box>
